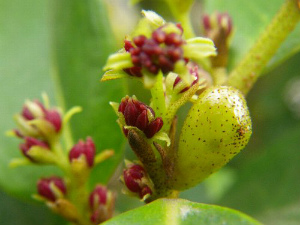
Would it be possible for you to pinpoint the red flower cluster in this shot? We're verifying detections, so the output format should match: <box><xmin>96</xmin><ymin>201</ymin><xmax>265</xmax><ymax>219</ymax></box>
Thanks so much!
<box><xmin>124</xmin><ymin>25</ymin><xmax>185</xmax><ymax>76</ymax></box>
<box><xmin>123</xmin><ymin>164</ymin><xmax>152</xmax><ymax>199</ymax></box>
<box><xmin>118</xmin><ymin>96</ymin><xmax>163</xmax><ymax>138</ymax></box>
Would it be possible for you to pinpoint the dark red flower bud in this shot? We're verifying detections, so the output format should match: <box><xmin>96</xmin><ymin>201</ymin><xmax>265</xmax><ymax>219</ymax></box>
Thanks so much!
<box><xmin>89</xmin><ymin>185</ymin><xmax>115</xmax><ymax>224</ymax></box>
<box><xmin>19</xmin><ymin>137</ymin><xmax>49</xmax><ymax>161</ymax></box>
<box><xmin>69</xmin><ymin>137</ymin><xmax>96</xmax><ymax>167</ymax></box>
<box><xmin>124</xmin><ymin>40</ymin><xmax>134</xmax><ymax>52</ymax></box>
<box><xmin>144</xmin><ymin>117</ymin><xmax>164</xmax><ymax>138</ymax></box>
<box><xmin>133</xmin><ymin>35</ymin><xmax>147</xmax><ymax>47</ymax></box>
<box><xmin>37</xmin><ymin>176</ymin><xmax>66</xmax><ymax>202</ymax></box>
<box><xmin>45</xmin><ymin>110</ymin><xmax>62</xmax><ymax>132</ymax></box>
<box><xmin>118</xmin><ymin>97</ymin><xmax>163</xmax><ymax>138</ymax></box>
<box><xmin>89</xmin><ymin>185</ymin><xmax>108</xmax><ymax>209</ymax></box>
<box><xmin>21</xmin><ymin>100</ymin><xmax>46</xmax><ymax>121</ymax></box>
<box><xmin>123</xmin><ymin>164</ymin><xmax>145</xmax><ymax>193</ymax></box>
<box><xmin>123</xmin><ymin>163</ymin><xmax>152</xmax><ymax>199</ymax></box>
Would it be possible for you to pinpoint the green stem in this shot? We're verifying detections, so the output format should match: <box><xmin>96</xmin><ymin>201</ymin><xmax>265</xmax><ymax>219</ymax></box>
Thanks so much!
<box><xmin>227</xmin><ymin>0</ymin><xmax>300</xmax><ymax>95</ymax></box>
<box><xmin>150</xmin><ymin>71</ymin><xmax>166</xmax><ymax>118</ymax></box>
<box><xmin>177</xmin><ymin>12</ymin><xmax>195</xmax><ymax>39</ymax></box>
<box><xmin>51</xmin><ymin>65</ymin><xmax>75</xmax><ymax>150</ymax></box>
<box><xmin>52</xmin><ymin>140</ymin><xmax>70</xmax><ymax>173</ymax></box>
<box><xmin>163</xmin><ymin>0</ymin><xmax>195</xmax><ymax>38</ymax></box>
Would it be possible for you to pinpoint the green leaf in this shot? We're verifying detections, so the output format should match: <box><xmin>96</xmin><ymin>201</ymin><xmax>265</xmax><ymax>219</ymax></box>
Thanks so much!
<box><xmin>0</xmin><ymin>190</ymin><xmax>64</xmax><ymax>225</ymax></box>
<box><xmin>204</xmin><ymin>0</ymin><xmax>300</xmax><ymax>72</ymax></box>
<box><xmin>103</xmin><ymin>198</ymin><xmax>261</xmax><ymax>225</ymax></box>
<box><xmin>51</xmin><ymin>0</ymin><xmax>126</xmax><ymax>187</ymax></box>
<box><xmin>0</xmin><ymin>0</ymin><xmax>125</xmax><ymax>202</ymax></box>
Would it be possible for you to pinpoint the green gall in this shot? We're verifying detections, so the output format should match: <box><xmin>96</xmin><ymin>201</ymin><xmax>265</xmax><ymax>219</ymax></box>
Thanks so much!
<box><xmin>172</xmin><ymin>86</ymin><xmax>252</xmax><ymax>190</ymax></box>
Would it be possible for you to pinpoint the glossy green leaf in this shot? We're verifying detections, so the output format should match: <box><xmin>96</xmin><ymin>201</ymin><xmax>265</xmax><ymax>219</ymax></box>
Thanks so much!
<box><xmin>204</xmin><ymin>0</ymin><xmax>300</xmax><ymax>72</ymax></box>
<box><xmin>103</xmin><ymin>199</ymin><xmax>261</xmax><ymax>225</ymax></box>
<box><xmin>0</xmin><ymin>0</ymin><xmax>125</xmax><ymax>202</ymax></box>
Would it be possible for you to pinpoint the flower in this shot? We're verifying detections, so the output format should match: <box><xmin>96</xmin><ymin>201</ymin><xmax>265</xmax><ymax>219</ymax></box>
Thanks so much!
<box><xmin>69</xmin><ymin>137</ymin><xmax>96</xmax><ymax>167</ymax></box>
<box><xmin>14</xmin><ymin>98</ymin><xmax>62</xmax><ymax>140</ymax></box>
<box><xmin>37</xmin><ymin>176</ymin><xmax>66</xmax><ymax>202</ymax></box>
<box><xmin>89</xmin><ymin>185</ymin><xmax>115</xmax><ymax>224</ymax></box>
<box><xmin>203</xmin><ymin>12</ymin><xmax>233</xmax><ymax>38</ymax></box>
<box><xmin>123</xmin><ymin>25</ymin><xmax>185</xmax><ymax>76</ymax></box>
<box><xmin>102</xmin><ymin>10</ymin><xmax>216</xmax><ymax>88</ymax></box>
<box><xmin>122</xmin><ymin>162</ymin><xmax>153</xmax><ymax>199</ymax></box>
<box><xmin>118</xmin><ymin>96</ymin><xmax>163</xmax><ymax>138</ymax></box>
<box><xmin>202</xmin><ymin>12</ymin><xmax>233</xmax><ymax>67</ymax></box>
<box><xmin>19</xmin><ymin>137</ymin><xmax>49</xmax><ymax>161</ymax></box>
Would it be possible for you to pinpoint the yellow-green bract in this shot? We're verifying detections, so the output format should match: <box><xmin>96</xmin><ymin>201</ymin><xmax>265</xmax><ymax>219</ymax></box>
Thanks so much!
<box><xmin>172</xmin><ymin>86</ymin><xmax>252</xmax><ymax>190</ymax></box>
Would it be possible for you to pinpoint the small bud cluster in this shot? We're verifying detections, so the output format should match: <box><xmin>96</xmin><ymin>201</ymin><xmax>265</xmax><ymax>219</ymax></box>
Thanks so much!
<box><xmin>124</xmin><ymin>25</ymin><xmax>185</xmax><ymax>76</ymax></box>
<box><xmin>14</xmin><ymin>100</ymin><xmax>62</xmax><ymax>162</ymax></box>
<box><xmin>123</xmin><ymin>163</ymin><xmax>152</xmax><ymax>199</ymax></box>
<box><xmin>118</xmin><ymin>96</ymin><xmax>163</xmax><ymax>138</ymax></box>
<box><xmin>89</xmin><ymin>185</ymin><xmax>115</xmax><ymax>224</ymax></box>
<box><xmin>19</xmin><ymin>137</ymin><xmax>50</xmax><ymax>161</ymax></box>
<box><xmin>37</xmin><ymin>176</ymin><xmax>66</xmax><ymax>202</ymax></box>
<box><xmin>202</xmin><ymin>12</ymin><xmax>233</xmax><ymax>37</ymax></box>
<box><xmin>20</xmin><ymin>100</ymin><xmax>62</xmax><ymax>135</ymax></box>
<box><xmin>173</xmin><ymin>66</ymin><xmax>199</xmax><ymax>93</ymax></box>
<box><xmin>69</xmin><ymin>137</ymin><xmax>96</xmax><ymax>167</ymax></box>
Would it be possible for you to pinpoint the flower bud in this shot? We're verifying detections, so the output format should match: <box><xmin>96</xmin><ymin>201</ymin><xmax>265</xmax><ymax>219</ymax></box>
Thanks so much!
<box><xmin>89</xmin><ymin>185</ymin><xmax>115</xmax><ymax>224</ymax></box>
<box><xmin>15</xmin><ymin>99</ymin><xmax>62</xmax><ymax>139</ymax></box>
<box><xmin>69</xmin><ymin>137</ymin><xmax>95</xmax><ymax>167</ymax></box>
<box><xmin>118</xmin><ymin>96</ymin><xmax>163</xmax><ymax>138</ymax></box>
<box><xmin>45</xmin><ymin>110</ymin><xmax>62</xmax><ymax>132</ymax></box>
<box><xmin>202</xmin><ymin>12</ymin><xmax>232</xmax><ymax>37</ymax></box>
<box><xmin>123</xmin><ymin>163</ymin><xmax>152</xmax><ymax>199</ymax></box>
<box><xmin>19</xmin><ymin>137</ymin><xmax>50</xmax><ymax>161</ymax></box>
<box><xmin>22</xmin><ymin>100</ymin><xmax>46</xmax><ymax>120</ymax></box>
<box><xmin>173</xmin><ymin>66</ymin><xmax>199</xmax><ymax>93</ymax></box>
<box><xmin>202</xmin><ymin>12</ymin><xmax>233</xmax><ymax>67</ymax></box>
<box><xmin>37</xmin><ymin>176</ymin><xmax>66</xmax><ymax>202</ymax></box>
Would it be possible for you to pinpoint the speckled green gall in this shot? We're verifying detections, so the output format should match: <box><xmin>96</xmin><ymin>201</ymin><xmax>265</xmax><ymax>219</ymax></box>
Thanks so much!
<box><xmin>172</xmin><ymin>86</ymin><xmax>252</xmax><ymax>190</ymax></box>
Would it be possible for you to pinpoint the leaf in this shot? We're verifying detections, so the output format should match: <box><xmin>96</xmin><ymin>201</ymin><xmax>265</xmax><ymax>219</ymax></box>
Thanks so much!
<box><xmin>0</xmin><ymin>190</ymin><xmax>64</xmax><ymax>225</ymax></box>
<box><xmin>0</xmin><ymin>0</ymin><xmax>125</xmax><ymax>202</ymax></box>
<box><xmin>103</xmin><ymin>198</ymin><xmax>261</xmax><ymax>225</ymax></box>
<box><xmin>204</xmin><ymin>0</ymin><xmax>300</xmax><ymax>72</ymax></box>
<box><xmin>50</xmin><ymin>0</ymin><xmax>126</xmax><ymax>187</ymax></box>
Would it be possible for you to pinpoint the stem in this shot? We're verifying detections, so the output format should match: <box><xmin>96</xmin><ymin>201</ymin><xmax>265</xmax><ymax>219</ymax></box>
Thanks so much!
<box><xmin>51</xmin><ymin>65</ymin><xmax>75</xmax><ymax>150</ymax></box>
<box><xmin>150</xmin><ymin>71</ymin><xmax>166</xmax><ymax>118</ymax></box>
<box><xmin>163</xmin><ymin>0</ymin><xmax>195</xmax><ymax>38</ymax></box>
<box><xmin>52</xmin><ymin>140</ymin><xmax>70</xmax><ymax>173</ymax></box>
<box><xmin>177</xmin><ymin>13</ymin><xmax>195</xmax><ymax>39</ymax></box>
<box><xmin>227</xmin><ymin>0</ymin><xmax>300</xmax><ymax>95</ymax></box>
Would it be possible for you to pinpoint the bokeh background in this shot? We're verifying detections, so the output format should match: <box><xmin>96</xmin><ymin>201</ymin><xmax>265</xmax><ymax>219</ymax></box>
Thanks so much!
<box><xmin>1</xmin><ymin>0</ymin><xmax>300</xmax><ymax>224</ymax></box>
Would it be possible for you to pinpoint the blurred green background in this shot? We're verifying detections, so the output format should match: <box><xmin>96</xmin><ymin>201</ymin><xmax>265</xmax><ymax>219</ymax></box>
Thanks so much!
<box><xmin>1</xmin><ymin>0</ymin><xmax>300</xmax><ymax>224</ymax></box>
